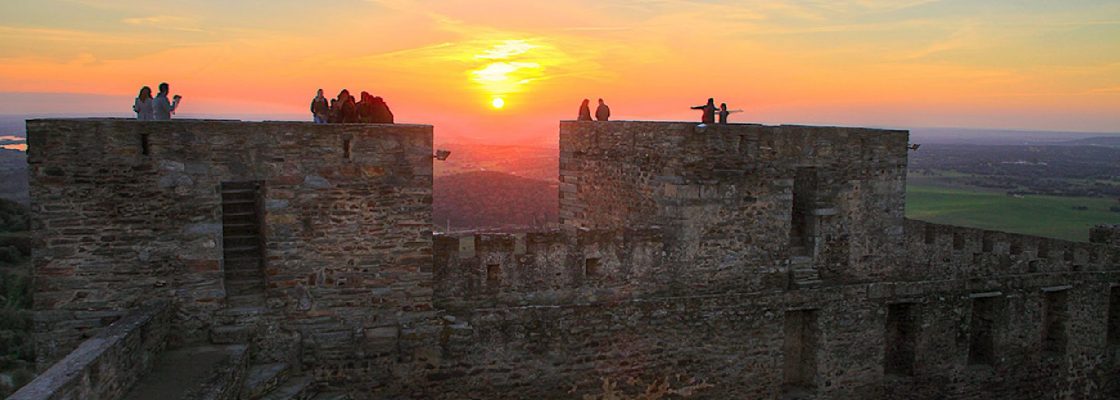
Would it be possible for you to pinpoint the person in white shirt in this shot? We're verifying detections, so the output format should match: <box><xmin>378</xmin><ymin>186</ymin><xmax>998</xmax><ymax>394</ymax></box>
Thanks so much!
<box><xmin>132</xmin><ymin>86</ymin><xmax>153</xmax><ymax>120</ymax></box>
<box><xmin>152</xmin><ymin>82</ymin><xmax>182</xmax><ymax>121</ymax></box>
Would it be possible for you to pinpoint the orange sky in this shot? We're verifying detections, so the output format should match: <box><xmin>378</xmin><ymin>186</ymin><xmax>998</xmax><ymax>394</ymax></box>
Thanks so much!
<box><xmin>1</xmin><ymin>0</ymin><xmax>1118</xmax><ymax>144</ymax></box>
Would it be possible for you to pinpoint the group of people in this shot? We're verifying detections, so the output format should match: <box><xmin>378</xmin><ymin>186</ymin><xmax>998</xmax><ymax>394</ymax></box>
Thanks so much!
<box><xmin>577</xmin><ymin>98</ymin><xmax>611</xmax><ymax>121</ymax></box>
<box><xmin>692</xmin><ymin>98</ymin><xmax>741</xmax><ymax>125</ymax></box>
<box><xmin>310</xmin><ymin>89</ymin><xmax>394</xmax><ymax>124</ymax></box>
<box><xmin>132</xmin><ymin>82</ymin><xmax>182</xmax><ymax>120</ymax></box>
<box><xmin>576</xmin><ymin>97</ymin><xmax>742</xmax><ymax>124</ymax></box>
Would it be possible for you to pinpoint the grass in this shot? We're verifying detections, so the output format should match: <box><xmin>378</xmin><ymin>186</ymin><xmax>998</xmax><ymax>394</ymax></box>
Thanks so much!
<box><xmin>906</xmin><ymin>184</ymin><xmax>1120</xmax><ymax>242</ymax></box>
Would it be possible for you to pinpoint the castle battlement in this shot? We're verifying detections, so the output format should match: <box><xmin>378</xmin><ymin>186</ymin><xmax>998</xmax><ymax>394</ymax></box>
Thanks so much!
<box><xmin>19</xmin><ymin>119</ymin><xmax>1120</xmax><ymax>399</ymax></box>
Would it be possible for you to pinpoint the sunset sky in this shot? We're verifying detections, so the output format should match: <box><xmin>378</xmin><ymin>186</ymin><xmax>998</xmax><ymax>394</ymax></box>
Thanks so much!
<box><xmin>1</xmin><ymin>0</ymin><xmax>1118</xmax><ymax>144</ymax></box>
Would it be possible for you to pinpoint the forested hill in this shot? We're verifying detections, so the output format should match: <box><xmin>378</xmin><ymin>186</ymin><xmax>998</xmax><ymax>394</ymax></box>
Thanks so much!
<box><xmin>433</xmin><ymin>171</ymin><xmax>558</xmax><ymax>232</ymax></box>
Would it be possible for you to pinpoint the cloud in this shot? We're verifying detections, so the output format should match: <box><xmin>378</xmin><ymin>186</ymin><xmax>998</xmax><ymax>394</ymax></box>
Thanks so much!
<box><xmin>121</xmin><ymin>15</ymin><xmax>204</xmax><ymax>32</ymax></box>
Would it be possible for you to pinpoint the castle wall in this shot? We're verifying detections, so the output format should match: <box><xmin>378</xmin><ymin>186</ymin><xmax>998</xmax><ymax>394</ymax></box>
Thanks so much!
<box><xmin>420</xmin><ymin>220</ymin><xmax>1120</xmax><ymax>399</ymax></box>
<box><xmin>27</xmin><ymin>119</ymin><xmax>433</xmax><ymax>367</ymax></box>
<box><xmin>26</xmin><ymin>119</ymin><xmax>1120</xmax><ymax>399</ymax></box>
<box><xmin>558</xmin><ymin>121</ymin><xmax>910</xmax><ymax>291</ymax></box>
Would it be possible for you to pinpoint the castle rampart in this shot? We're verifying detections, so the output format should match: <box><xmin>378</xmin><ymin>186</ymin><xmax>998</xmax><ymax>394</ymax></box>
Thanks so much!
<box><xmin>22</xmin><ymin>119</ymin><xmax>1120</xmax><ymax>399</ymax></box>
<box><xmin>27</xmin><ymin>119</ymin><xmax>434</xmax><ymax>370</ymax></box>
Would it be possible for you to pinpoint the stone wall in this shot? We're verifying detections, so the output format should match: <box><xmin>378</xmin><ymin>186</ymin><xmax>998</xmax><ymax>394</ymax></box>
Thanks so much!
<box><xmin>419</xmin><ymin>220</ymin><xmax>1120</xmax><ymax>399</ymax></box>
<box><xmin>26</xmin><ymin>119</ymin><xmax>1120</xmax><ymax>399</ymax></box>
<box><xmin>9</xmin><ymin>301</ymin><xmax>169</xmax><ymax>400</ymax></box>
<box><xmin>1091</xmin><ymin>224</ymin><xmax>1120</xmax><ymax>247</ymax></box>
<box><xmin>27</xmin><ymin>119</ymin><xmax>434</xmax><ymax>368</ymax></box>
<box><xmin>558</xmin><ymin>121</ymin><xmax>910</xmax><ymax>291</ymax></box>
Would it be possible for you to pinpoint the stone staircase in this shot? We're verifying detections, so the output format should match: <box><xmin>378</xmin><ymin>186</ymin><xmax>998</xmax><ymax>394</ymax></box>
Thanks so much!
<box><xmin>221</xmin><ymin>181</ymin><xmax>267</xmax><ymax>308</ymax></box>
<box><xmin>788</xmin><ymin>246</ymin><xmax>821</xmax><ymax>289</ymax></box>
<box><xmin>207</xmin><ymin>306</ymin><xmax>350</xmax><ymax>400</ymax></box>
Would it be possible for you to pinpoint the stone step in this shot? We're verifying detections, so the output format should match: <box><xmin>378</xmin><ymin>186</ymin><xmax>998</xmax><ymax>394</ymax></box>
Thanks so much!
<box><xmin>211</xmin><ymin>324</ymin><xmax>257</xmax><ymax>344</ymax></box>
<box><xmin>225</xmin><ymin>268</ymin><xmax>265</xmax><ymax>281</ymax></box>
<box><xmin>795</xmin><ymin>279</ymin><xmax>823</xmax><ymax>289</ymax></box>
<box><xmin>260</xmin><ymin>376</ymin><xmax>315</xmax><ymax>400</ymax></box>
<box><xmin>227</xmin><ymin>278</ymin><xmax>265</xmax><ymax>294</ymax></box>
<box><xmin>790</xmin><ymin>255</ymin><xmax>813</xmax><ymax>264</ymax></box>
<box><xmin>222</xmin><ymin>198</ymin><xmax>257</xmax><ymax>205</ymax></box>
<box><xmin>225</xmin><ymin>244</ymin><xmax>261</xmax><ymax>253</ymax></box>
<box><xmin>217</xmin><ymin>305</ymin><xmax>267</xmax><ymax>319</ymax></box>
<box><xmin>122</xmin><ymin>344</ymin><xmax>249</xmax><ymax>400</ymax></box>
<box><xmin>227</xmin><ymin>294</ymin><xmax>266</xmax><ymax>308</ymax></box>
<box><xmin>242</xmin><ymin>363</ymin><xmax>292</xmax><ymax>400</ymax></box>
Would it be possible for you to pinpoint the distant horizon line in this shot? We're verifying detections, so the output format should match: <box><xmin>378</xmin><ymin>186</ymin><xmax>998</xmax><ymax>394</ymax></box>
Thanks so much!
<box><xmin>1</xmin><ymin>112</ymin><xmax>1118</xmax><ymax>139</ymax></box>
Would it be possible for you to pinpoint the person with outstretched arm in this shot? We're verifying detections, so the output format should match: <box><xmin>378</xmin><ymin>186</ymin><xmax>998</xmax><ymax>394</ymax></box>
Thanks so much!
<box><xmin>152</xmin><ymin>82</ymin><xmax>181</xmax><ymax>121</ymax></box>
<box><xmin>691</xmin><ymin>98</ymin><xmax>718</xmax><ymax>124</ymax></box>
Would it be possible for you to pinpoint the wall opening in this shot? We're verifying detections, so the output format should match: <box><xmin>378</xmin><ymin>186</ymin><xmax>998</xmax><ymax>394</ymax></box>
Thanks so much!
<box><xmin>1041</xmin><ymin>288</ymin><xmax>1069</xmax><ymax>357</ymax></box>
<box><xmin>783</xmin><ymin>309</ymin><xmax>819</xmax><ymax>393</ymax></box>
<box><xmin>1037</xmin><ymin>241</ymin><xmax>1050</xmax><ymax>258</ymax></box>
<box><xmin>584</xmin><ymin>257</ymin><xmax>601</xmax><ymax>279</ymax></box>
<box><xmin>140</xmin><ymin>133</ymin><xmax>150</xmax><ymax>156</ymax></box>
<box><xmin>1010</xmin><ymin>240</ymin><xmax>1022</xmax><ymax>255</ymax></box>
<box><xmin>343</xmin><ymin>138</ymin><xmax>352</xmax><ymax>159</ymax></box>
<box><xmin>486</xmin><ymin>263</ymin><xmax>501</xmax><ymax>286</ymax></box>
<box><xmin>923</xmin><ymin>225</ymin><xmax>936</xmax><ymax>244</ymax></box>
<box><xmin>884</xmin><ymin>303</ymin><xmax>919</xmax><ymax>376</ymax></box>
<box><xmin>1107</xmin><ymin>287</ymin><xmax>1119</xmax><ymax>348</ymax></box>
<box><xmin>981</xmin><ymin>234</ymin><xmax>994</xmax><ymax>252</ymax></box>
<box><xmin>968</xmin><ymin>295</ymin><xmax>1002</xmax><ymax>366</ymax></box>
<box><xmin>952</xmin><ymin>233</ymin><xmax>965</xmax><ymax>250</ymax></box>
<box><xmin>789</xmin><ymin>167</ymin><xmax>818</xmax><ymax>254</ymax></box>
<box><xmin>220</xmin><ymin>181</ymin><xmax>266</xmax><ymax>306</ymax></box>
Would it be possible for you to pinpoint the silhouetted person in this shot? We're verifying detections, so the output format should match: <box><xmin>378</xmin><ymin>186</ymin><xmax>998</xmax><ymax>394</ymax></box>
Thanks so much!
<box><xmin>372</xmin><ymin>96</ymin><xmax>394</xmax><ymax>123</ymax></box>
<box><xmin>595</xmin><ymin>98</ymin><xmax>610</xmax><ymax>121</ymax></box>
<box><xmin>329</xmin><ymin>98</ymin><xmax>338</xmax><ymax>123</ymax></box>
<box><xmin>133</xmin><ymin>86</ymin><xmax>153</xmax><ymax>120</ymax></box>
<box><xmin>331</xmin><ymin>89</ymin><xmax>355</xmax><ymax>123</ymax></box>
<box><xmin>691</xmin><ymin>98</ymin><xmax>717</xmax><ymax>124</ymax></box>
<box><xmin>356</xmin><ymin>91</ymin><xmax>374</xmax><ymax>123</ymax></box>
<box><xmin>152</xmin><ymin>82</ymin><xmax>181</xmax><ymax>121</ymax></box>
<box><xmin>717</xmin><ymin>103</ymin><xmax>742</xmax><ymax>124</ymax></box>
<box><xmin>311</xmin><ymin>89</ymin><xmax>329</xmax><ymax>124</ymax></box>
<box><xmin>577</xmin><ymin>99</ymin><xmax>592</xmax><ymax>121</ymax></box>
<box><xmin>342</xmin><ymin>93</ymin><xmax>358</xmax><ymax>123</ymax></box>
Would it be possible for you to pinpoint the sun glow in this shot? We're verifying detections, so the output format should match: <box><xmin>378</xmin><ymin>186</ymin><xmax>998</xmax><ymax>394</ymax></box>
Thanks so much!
<box><xmin>491</xmin><ymin>97</ymin><xmax>505</xmax><ymax>109</ymax></box>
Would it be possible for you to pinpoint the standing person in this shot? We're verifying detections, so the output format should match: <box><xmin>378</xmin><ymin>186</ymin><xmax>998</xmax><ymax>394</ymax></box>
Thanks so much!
<box><xmin>330</xmin><ymin>89</ymin><xmax>350</xmax><ymax>123</ymax></box>
<box><xmin>595</xmin><ymin>98</ymin><xmax>610</xmax><ymax>121</ymax></box>
<box><xmin>717</xmin><ymin>103</ymin><xmax>742</xmax><ymax>124</ymax></box>
<box><xmin>341</xmin><ymin>91</ymin><xmax>358</xmax><ymax>123</ymax></box>
<box><xmin>691</xmin><ymin>98</ymin><xmax>717</xmax><ymax>124</ymax></box>
<box><xmin>310</xmin><ymin>89</ymin><xmax>330</xmax><ymax>124</ymax></box>
<box><xmin>372</xmin><ymin>96</ymin><xmax>394</xmax><ymax>123</ymax></box>
<box><xmin>133</xmin><ymin>86</ymin><xmax>153</xmax><ymax>120</ymax></box>
<box><xmin>577</xmin><ymin>99</ymin><xmax>592</xmax><ymax>121</ymax></box>
<box><xmin>152</xmin><ymin>82</ymin><xmax>181</xmax><ymax>121</ymax></box>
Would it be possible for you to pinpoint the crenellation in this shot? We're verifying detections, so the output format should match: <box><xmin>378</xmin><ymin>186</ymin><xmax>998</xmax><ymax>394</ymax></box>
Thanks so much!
<box><xmin>22</xmin><ymin>119</ymin><xmax>1120</xmax><ymax>399</ymax></box>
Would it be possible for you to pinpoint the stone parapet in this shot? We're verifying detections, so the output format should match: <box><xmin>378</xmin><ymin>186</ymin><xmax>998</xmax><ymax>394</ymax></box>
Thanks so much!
<box><xmin>9</xmin><ymin>301</ymin><xmax>170</xmax><ymax>400</ymax></box>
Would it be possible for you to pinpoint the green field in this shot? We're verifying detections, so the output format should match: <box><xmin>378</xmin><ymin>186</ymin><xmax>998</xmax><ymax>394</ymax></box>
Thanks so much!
<box><xmin>906</xmin><ymin>184</ymin><xmax>1120</xmax><ymax>242</ymax></box>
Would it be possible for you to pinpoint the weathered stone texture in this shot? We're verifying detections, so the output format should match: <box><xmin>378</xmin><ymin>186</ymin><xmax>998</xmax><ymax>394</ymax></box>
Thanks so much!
<box><xmin>8</xmin><ymin>301</ymin><xmax>170</xmax><ymax>400</ymax></box>
<box><xmin>559</xmin><ymin>121</ymin><xmax>909</xmax><ymax>290</ymax></box>
<box><xmin>28</xmin><ymin>119</ymin><xmax>433</xmax><ymax>370</ymax></box>
<box><xmin>27</xmin><ymin>119</ymin><xmax>1120</xmax><ymax>399</ymax></box>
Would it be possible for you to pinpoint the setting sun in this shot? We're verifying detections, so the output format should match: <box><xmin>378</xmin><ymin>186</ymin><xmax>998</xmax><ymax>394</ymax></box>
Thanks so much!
<box><xmin>491</xmin><ymin>97</ymin><xmax>505</xmax><ymax>109</ymax></box>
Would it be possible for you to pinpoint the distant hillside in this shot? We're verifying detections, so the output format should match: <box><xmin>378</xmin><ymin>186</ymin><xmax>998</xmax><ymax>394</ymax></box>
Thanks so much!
<box><xmin>433</xmin><ymin>171</ymin><xmax>557</xmax><ymax>232</ymax></box>
<box><xmin>433</xmin><ymin>143</ymin><xmax>557</xmax><ymax>182</ymax></box>
<box><xmin>1047</xmin><ymin>136</ymin><xmax>1120</xmax><ymax>148</ymax></box>
<box><xmin>0</xmin><ymin>149</ymin><xmax>27</xmax><ymax>205</ymax></box>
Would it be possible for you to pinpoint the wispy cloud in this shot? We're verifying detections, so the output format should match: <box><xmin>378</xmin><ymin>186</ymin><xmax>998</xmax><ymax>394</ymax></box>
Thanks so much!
<box><xmin>121</xmin><ymin>15</ymin><xmax>204</xmax><ymax>32</ymax></box>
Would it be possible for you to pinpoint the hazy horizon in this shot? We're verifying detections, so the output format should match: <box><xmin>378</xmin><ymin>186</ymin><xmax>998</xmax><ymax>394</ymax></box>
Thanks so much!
<box><xmin>2</xmin><ymin>1</ymin><xmax>1118</xmax><ymax>144</ymax></box>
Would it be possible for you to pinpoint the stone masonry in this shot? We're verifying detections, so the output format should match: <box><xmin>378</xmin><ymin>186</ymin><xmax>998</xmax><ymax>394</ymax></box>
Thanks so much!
<box><xmin>26</xmin><ymin>119</ymin><xmax>1120</xmax><ymax>399</ymax></box>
